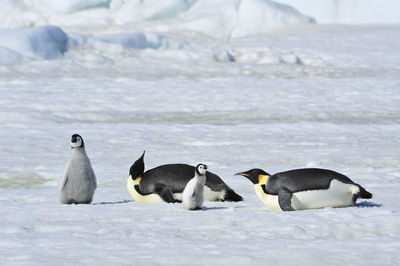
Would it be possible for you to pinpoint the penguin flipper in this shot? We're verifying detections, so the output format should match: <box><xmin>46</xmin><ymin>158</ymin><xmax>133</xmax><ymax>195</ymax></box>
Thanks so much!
<box><xmin>60</xmin><ymin>169</ymin><xmax>69</xmax><ymax>192</ymax></box>
<box><xmin>88</xmin><ymin>168</ymin><xmax>97</xmax><ymax>190</ymax></box>
<box><xmin>154</xmin><ymin>183</ymin><xmax>180</xmax><ymax>203</ymax></box>
<box><xmin>278</xmin><ymin>188</ymin><xmax>295</xmax><ymax>211</ymax></box>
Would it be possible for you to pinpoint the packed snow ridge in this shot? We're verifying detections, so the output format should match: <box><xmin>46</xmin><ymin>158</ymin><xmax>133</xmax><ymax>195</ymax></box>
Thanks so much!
<box><xmin>2</xmin><ymin>0</ymin><xmax>398</xmax><ymax>32</ymax></box>
<box><xmin>1</xmin><ymin>0</ymin><xmax>315</xmax><ymax>38</ymax></box>
<box><xmin>0</xmin><ymin>0</ymin><xmax>317</xmax><ymax>66</ymax></box>
<box><xmin>1</xmin><ymin>0</ymin><xmax>398</xmax><ymax>66</ymax></box>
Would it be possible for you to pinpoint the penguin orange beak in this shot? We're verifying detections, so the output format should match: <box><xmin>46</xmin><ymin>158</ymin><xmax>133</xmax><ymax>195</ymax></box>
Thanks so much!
<box><xmin>235</xmin><ymin>172</ymin><xmax>248</xmax><ymax>177</ymax></box>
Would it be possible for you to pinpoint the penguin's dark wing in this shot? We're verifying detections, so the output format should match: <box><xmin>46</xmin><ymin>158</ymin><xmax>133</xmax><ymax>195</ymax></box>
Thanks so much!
<box><xmin>277</xmin><ymin>188</ymin><xmax>295</xmax><ymax>211</ymax></box>
<box><xmin>261</xmin><ymin>184</ymin><xmax>294</xmax><ymax>211</ymax></box>
<box><xmin>141</xmin><ymin>164</ymin><xmax>194</xmax><ymax>194</ymax></box>
<box><xmin>153</xmin><ymin>183</ymin><xmax>181</xmax><ymax>203</ymax></box>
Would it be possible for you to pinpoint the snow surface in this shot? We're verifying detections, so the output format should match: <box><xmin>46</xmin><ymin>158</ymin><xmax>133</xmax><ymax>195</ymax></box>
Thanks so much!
<box><xmin>1</xmin><ymin>1</ymin><xmax>400</xmax><ymax>265</ymax></box>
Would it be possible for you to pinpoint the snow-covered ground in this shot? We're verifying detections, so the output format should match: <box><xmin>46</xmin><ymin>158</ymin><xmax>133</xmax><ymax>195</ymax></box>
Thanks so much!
<box><xmin>1</xmin><ymin>1</ymin><xmax>400</xmax><ymax>265</ymax></box>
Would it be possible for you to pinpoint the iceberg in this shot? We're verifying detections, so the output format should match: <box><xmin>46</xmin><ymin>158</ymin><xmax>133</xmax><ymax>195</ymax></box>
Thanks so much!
<box><xmin>0</xmin><ymin>25</ymin><xmax>68</xmax><ymax>63</ymax></box>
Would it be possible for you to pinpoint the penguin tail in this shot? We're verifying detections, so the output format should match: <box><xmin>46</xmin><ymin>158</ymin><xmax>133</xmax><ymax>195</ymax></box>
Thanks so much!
<box><xmin>224</xmin><ymin>188</ymin><xmax>243</xmax><ymax>202</ymax></box>
<box><xmin>359</xmin><ymin>186</ymin><xmax>373</xmax><ymax>199</ymax></box>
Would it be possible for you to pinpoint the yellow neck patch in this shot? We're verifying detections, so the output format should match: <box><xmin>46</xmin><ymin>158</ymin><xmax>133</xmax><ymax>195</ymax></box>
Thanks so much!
<box><xmin>129</xmin><ymin>175</ymin><xmax>141</xmax><ymax>185</ymax></box>
<box><xmin>253</xmin><ymin>175</ymin><xmax>281</xmax><ymax>211</ymax></box>
<box><xmin>126</xmin><ymin>175</ymin><xmax>163</xmax><ymax>203</ymax></box>
<box><xmin>258</xmin><ymin>174</ymin><xmax>267</xmax><ymax>184</ymax></box>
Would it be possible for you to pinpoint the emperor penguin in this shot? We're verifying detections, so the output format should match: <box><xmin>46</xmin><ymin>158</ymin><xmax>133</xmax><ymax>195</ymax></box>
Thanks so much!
<box><xmin>126</xmin><ymin>152</ymin><xmax>242</xmax><ymax>203</ymax></box>
<box><xmin>59</xmin><ymin>134</ymin><xmax>97</xmax><ymax>204</ymax></box>
<box><xmin>236</xmin><ymin>168</ymin><xmax>372</xmax><ymax>211</ymax></box>
<box><xmin>182</xmin><ymin>164</ymin><xmax>207</xmax><ymax>210</ymax></box>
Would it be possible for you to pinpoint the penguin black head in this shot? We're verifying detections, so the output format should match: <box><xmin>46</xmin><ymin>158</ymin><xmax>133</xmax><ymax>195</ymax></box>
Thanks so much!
<box><xmin>196</xmin><ymin>163</ymin><xmax>208</xmax><ymax>176</ymax></box>
<box><xmin>129</xmin><ymin>151</ymin><xmax>145</xmax><ymax>180</ymax></box>
<box><xmin>71</xmin><ymin>134</ymin><xmax>84</xmax><ymax>149</ymax></box>
<box><xmin>235</xmin><ymin>168</ymin><xmax>270</xmax><ymax>184</ymax></box>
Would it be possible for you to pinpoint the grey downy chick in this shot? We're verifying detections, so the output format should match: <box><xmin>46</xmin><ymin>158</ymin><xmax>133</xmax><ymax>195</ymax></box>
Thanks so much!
<box><xmin>182</xmin><ymin>164</ymin><xmax>207</xmax><ymax>210</ymax></box>
<box><xmin>59</xmin><ymin>134</ymin><xmax>97</xmax><ymax>204</ymax></box>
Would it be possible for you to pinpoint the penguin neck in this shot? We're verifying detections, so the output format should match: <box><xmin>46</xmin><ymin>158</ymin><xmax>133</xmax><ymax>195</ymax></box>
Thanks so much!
<box><xmin>70</xmin><ymin>147</ymin><xmax>88</xmax><ymax>159</ymax></box>
<box><xmin>253</xmin><ymin>175</ymin><xmax>282</xmax><ymax>211</ymax></box>
<box><xmin>194</xmin><ymin>172</ymin><xmax>206</xmax><ymax>185</ymax></box>
<box><xmin>254</xmin><ymin>175</ymin><xmax>270</xmax><ymax>197</ymax></box>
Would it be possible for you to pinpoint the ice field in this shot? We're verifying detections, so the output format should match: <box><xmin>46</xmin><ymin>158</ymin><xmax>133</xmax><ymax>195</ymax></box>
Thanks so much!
<box><xmin>1</xmin><ymin>0</ymin><xmax>400</xmax><ymax>265</ymax></box>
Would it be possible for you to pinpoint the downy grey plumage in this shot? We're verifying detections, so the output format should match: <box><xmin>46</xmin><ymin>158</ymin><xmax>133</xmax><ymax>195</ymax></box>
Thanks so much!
<box><xmin>59</xmin><ymin>134</ymin><xmax>97</xmax><ymax>204</ymax></box>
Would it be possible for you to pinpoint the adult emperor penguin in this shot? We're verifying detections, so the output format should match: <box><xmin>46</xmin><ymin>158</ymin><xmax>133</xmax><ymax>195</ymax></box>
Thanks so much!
<box><xmin>236</xmin><ymin>168</ymin><xmax>372</xmax><ymax>211</ymax></box>
<box><xmin>126</xmin><ymin>152</ymin><xmax>242</xmax><ymax>203</ymax></box>
<box><xmin>182</xmin><ymin>164</ymin><xmax>207</xmax><ymax>210</ymax></box>
<box><xmin>59</xmin><ymin>134</ymin><xmax>97</xmax><ymax>204</ymax></box>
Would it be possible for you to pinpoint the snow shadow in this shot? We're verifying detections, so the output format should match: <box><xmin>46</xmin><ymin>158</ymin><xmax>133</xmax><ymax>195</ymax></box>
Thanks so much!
<box><xmin>356</xmin><ymin>201</ymin><xmax>382</xmax><ymax>208</ymax></box>
<box><xmin>201</xmin><ymin>206</ymin><xmax>230</xmax><ymax>211</ymax></box>
<box><xmin>93</xmin><ymin>199</ymin><xmax>133</xmax><ymax>205</ymax></box>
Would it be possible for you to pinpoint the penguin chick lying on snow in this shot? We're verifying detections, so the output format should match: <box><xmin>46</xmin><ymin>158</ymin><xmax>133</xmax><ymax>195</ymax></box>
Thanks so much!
<box><xmin>59</xmin><ymin>134</ymin><xmax>97</xmax><ymax>204</ymax></box>
<box><xmin>182</xmin><ymin>164</ymin><xmax>207</xmax><ymax>210</ymax></box>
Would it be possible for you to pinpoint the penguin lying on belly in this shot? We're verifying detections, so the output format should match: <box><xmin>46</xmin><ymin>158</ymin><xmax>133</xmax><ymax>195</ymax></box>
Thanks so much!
<box><xmin>236</xmin><ymin>168</ymin><xmax>372</xmax><ymax>211</ymax></box>
<box><xmin>127</xmin><ymin>152</ymin><xmax>242</xmax><ymax>203</ymax></box>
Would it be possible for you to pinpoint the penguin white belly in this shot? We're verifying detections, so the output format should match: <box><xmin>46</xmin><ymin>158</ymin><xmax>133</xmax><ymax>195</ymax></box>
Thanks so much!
<box><xmin>254</xmin><ymin>183</ymin><xmax>281</xmax><ymax>211</ymax></box>
<box><xmin>152</xmin><ymin>187</ymin><xmax>222</xmax><ymax>202</ymax></box>
<box><xmin>126</xmin><ymin>177</ymin><xmax>163</xmax><ymax>204</ymax></box>
<box><xmin>168</xmin><ymin>187</ymin><xmax>222</xmax><ymax>202</ymax></box>
<box><xmin>291</xmin><ymin>179</ymin><xmax>360</xmax><ymax>210</ymax></box>
<box><xmin>173</xmin><ymin>193</ymin><xmax>183</xmax><ymax>201</ymax></box>
<box><xmin>204</xmin><ymin>186</ymin><xmax>225</xmax><ymax>201</ymax></box>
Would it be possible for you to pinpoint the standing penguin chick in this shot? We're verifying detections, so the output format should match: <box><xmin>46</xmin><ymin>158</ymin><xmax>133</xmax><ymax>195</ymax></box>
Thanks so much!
<box><xmin>182</xmin><ymin>164</ymin><xmax>207</xmax><ymax>210</ymax></box>
<box><xmin>59</xmin><ymin>134</ymin><xmax>97</xmax><ymax>204</ymax></box>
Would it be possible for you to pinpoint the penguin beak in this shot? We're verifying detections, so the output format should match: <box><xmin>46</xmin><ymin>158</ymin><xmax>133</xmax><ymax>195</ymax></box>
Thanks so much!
<box><xmin>235</xmin><ymin>172</ymin><xmax>248</xmax><ymax>177</ymax></box>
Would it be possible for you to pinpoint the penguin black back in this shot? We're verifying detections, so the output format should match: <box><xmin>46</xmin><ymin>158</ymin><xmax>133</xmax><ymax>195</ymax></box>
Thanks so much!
<box><xmin>268</xmin><ymin>168</ymin><xmax>360</xmax><ymax>195</ymax></box>
<box><xmin>140</xmin><ymin>164</ymin><xmax>213</xmax><ymax>193</ymax></box>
